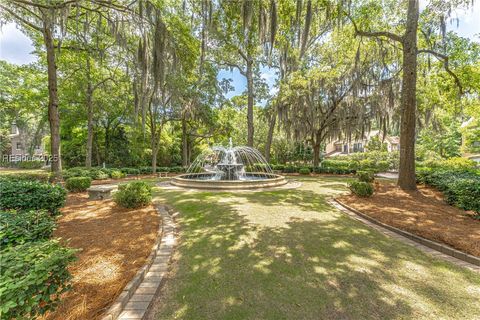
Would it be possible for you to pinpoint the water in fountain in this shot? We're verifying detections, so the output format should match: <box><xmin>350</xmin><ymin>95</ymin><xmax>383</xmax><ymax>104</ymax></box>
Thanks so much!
<box><xmin>186</xmin><ymin>138</ymin><xmax>273</xmax><ymax>181</ymax></box>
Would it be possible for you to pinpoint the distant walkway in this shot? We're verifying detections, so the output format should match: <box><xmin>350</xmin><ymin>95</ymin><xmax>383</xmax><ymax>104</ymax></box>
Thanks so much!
<box><xmin>376</xmin><ymin>172</ymin><xmax>398</xmax><ymax>179</ymax></box>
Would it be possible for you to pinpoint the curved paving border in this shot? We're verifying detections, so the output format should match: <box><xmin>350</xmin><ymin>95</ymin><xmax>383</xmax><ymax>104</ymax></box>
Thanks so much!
<box><xmin>101</xmin><ymin>204</ymin><xmax>176</xmax><ymax>320</ymax></box>
<box><xmin>330</xmin><ymin>199</ymin><xmax>480</xmax><ymax>273</ymax></box>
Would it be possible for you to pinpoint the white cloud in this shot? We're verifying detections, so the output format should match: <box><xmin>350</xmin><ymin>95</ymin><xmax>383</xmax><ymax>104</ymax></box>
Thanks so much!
<box><xmin>0</xmin><ymin>23</ymin><xmax>37</xmax><ymax>65</ymax></box>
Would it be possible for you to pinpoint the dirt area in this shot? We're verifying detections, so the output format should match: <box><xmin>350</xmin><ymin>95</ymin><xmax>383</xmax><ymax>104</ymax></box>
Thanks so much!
<box><xmin>43</xmin><ymin>193</ymin><xmax>160</xmax><ymax>320</ymax></box>
<box><xmin>338</xmin><ymin>182</ymin><xmax>480</xmax><ymax>257</ymax></box>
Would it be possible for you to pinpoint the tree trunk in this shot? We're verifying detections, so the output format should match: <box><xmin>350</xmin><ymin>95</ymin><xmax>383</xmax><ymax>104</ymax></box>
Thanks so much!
<box><xmin>246</xmin><ymin>58</ymin><xmax>254</xmax><ymax>147</ymax></box>
<box><xmin>398</xmin><ymin>0</ymin><xmax>419</xmax><ymax>191</ymax></box>
<box><xmin>43</xmin><ymin>20</ymin><xmax>62</xmax><ymax>179</ymax></box>
<box><xmin>313</xmin><ymin>143</ymin><xmax>320</xmax><ymax>167</ymax></box>
<box><xmin>181</xmin><ymin>117</ymin><xmax>188</xmax><ymax>167</ymax></box>
<box><xmin>85</xmin><ymin>56</ymin><xmax>94</xmax><ymax>168</ymax></box>
<box><xmin>265</xmin><ymin>113</ymin><xmax>276</xmax><ymax>163</ymax></box>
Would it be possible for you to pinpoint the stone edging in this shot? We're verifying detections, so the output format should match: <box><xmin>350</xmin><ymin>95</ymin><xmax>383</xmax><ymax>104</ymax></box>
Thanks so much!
<box><xmin>330</xmin><ymin>199</ymin><xmax>480</xmax><ymax>273</ymax></box>
<box><xmin>101</xmin><ymin>204</ymin><xmax>176</xmax><ymax>320</ymax></box>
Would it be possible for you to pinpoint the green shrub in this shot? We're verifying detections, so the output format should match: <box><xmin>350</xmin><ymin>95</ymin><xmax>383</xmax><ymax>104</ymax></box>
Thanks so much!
<box><xmin>0</xmin><ymin>172</ymin><xmax>50</xmax><ymax>183</ymax></box>
<box><xmin>416</xmin><ymin>168</ymin><xmax>480</xmax><ymax>215</ymax></box>
<box><xmin>139</xmin><ymin>166</ymin><xmax>153</xmax><ymax>174</ymax></box>
<box><xmin>271</xmin><ymin>164</ymin><xmax>285</xmax><ymax>171</ymax></box>
<box><xmin>169</xmin><ymin>166</ymin><xmax>185</xmax><ymax>173</ymax></box>
<box><xmin>298</xmin><ymin>167</ymin><xmax>311</xmax><ymax>175</ymax></box>
<box><xmin>0</xmin><ymin>210</ymin><xmax>56</xmax><ymax>248</ymax></box>
<box><xmin>110</xmin><ymin>170</ymin><xmax>126</xmax><ymax>179</ymax></box>
<box><xmin>113</xmin><ymin>181</ymin><xmax>152</xmax><ymax>208</ymax></box>
<box><xmin>424</xmin><ymin>157</ymin><xmax>476</xmax><ymax>171</ymax></box>
<box><xmin>0</xmin><ymin>240</ymin><xmax>76</xmax><ymax>319</ymax></box>
<box><xmin>349</xmin><ymin>181</ymin><xmax>374</xmax><ymax>197</ymax></box>
<box><xmin>377</xmin><ymin>160</ymin><xmax>390</xmax><ymax>172</ymax></box>
<box><xmin>120</xmin><ymin>167</ymin><xmax>140</xmax><ymax>175</ymax></box>
<box><xmin>17</xmin><ymin>160</ymin><xmax>44</xmax><ymax>169</ymax></box>
<box><xmin>65</xmin><ymin>177</ymin><xmax>92</xmax><ymax>192</ymax></box>
<box><xmin>0</xmin><ymin>180</ymin><xmax>66</xmax><ymax>214</ymax></box>
<box><xmin>283</xmin><ymin>165</ymin><xmax>297</xmax><ymax>173</ymax></box>
<box><xmin>357</xmin><ymin>170</ymin><xmax>375</xmax><ymax>183</ymax></box>
<box><xmin>157</xmin><ymin>167</ymin><xmax>170</xmax><ymax>173</ymax></box>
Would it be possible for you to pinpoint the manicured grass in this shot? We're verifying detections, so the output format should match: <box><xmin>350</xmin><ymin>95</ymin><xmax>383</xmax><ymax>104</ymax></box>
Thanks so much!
<box><xmin>151</xmin><ymin>177</ymin><xmax>480</xmax><ymax>320</ymax></box>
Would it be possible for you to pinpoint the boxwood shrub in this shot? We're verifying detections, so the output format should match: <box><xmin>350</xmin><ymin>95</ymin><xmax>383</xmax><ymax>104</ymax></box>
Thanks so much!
<box><xmin>0</xmin><ymin>180</ymin><xmax>66</xmax><ymax>214</ymax></box>
<box><xmin>357</xmin><ymin>170</ymin><xmax>375</xmax><ymax>183</ymax></box>
<box><xmin>0</xmin><ymin>210</ymin><xmax>56</xmax><ymax>248</ymax></box>
<box><xmin>65</xmin><ymin>177</ymin><xmax>92</xmax><ymax>192</ymax></box>
<box><xmin>0</xmin><ymin>240</ymin><xmax>76</xmax><ymax>319</ymax></box>
<box><xmin>114</xmin><ymin>181</ymin><xmax>152</xmax><ymax>208</ymax></box>
<box><xmin>0</xmin><ymin>171</ymin><xmax>50</xmax><ymax>183</ymax></box>
<box><xmin>298</xmin><ymin>167</ymin><xmax>311</xmax><ymax>175</ymax></box>
<box><xmin>349</xmin><ymin>181</ymin><xmax>374</xmax><ymax>197</ymax></box>
<box><xmin>17</xmin><ymin>160</ymin><xmax>44</xmax><ymax>169</ymax></box>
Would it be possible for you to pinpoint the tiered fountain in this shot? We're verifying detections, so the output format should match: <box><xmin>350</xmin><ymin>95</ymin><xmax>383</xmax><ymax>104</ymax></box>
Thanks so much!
<box><xmin>171</xmin><ymin>139</ymin><xmax>287</xmax><ymax>189</ymax></box>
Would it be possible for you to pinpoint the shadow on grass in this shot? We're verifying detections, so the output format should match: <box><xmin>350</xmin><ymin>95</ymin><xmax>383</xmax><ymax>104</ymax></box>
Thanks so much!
<box><xmin>150</xmin><ymin>185</ymin><xmax>480</xmax><ymax>320</ymax></box>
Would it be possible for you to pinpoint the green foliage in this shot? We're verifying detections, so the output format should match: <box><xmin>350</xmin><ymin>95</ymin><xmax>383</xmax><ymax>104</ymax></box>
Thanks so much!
<box><xmin>357</xmin><ymin>171</ymin><xmax>375</xmax><ymax>183</ymax></box>
<box><xmin>114</xmin><ymin>181</ymin><xmax>152</xmax><ymax>208</ymax></box>
<box><xmin>298</xmin><ymin>167</ymin><xmax>311</xmax><ymax>175</ymax></box>
<box><xmin>283</xmin><ymin>165</ymin><xmax>298</xmax><ymax>173</ymax></box>
<box><xmin>0</xmin><ymin>210</ymin><xmax>56</xmax><ymax>248</ymax></box>
<box><xmin>0</xmin><ymin>240</ymin><xmax>76</xmax><ymax>319</ymax></box>
<box><xmin>366</xmin><ymin>136</ymin><xmax>387</xmax><ymax>151</ymax></box>
<box><xmin>270</xmin><ymin>164</ymin><xmax>285</xmax><ymax>171</ymax></box>
<box><xmin>17</xmin><ymin>161</ymin><xmax>44</xmax><ymax>169</ymax></box>
<box><xmin>0</xmin><ymin>171</ymin><xmax>50</xmax><ymax>183</ymax></box>
<box><xmin>349</xmin><ymin>181</ymin><xmax>374</xmax><ymax>197</ymax></box>
<box><xmin>416</xmin><ymin>168</ymin><xmax>480</xmax><ymax>215</ymax></box>
<box><xmin>0</xmin><ymin>180</ymin><xmax>66</xmax><ymax>214</ymax></box>
<box><xmin>110</xmin><ymin>170</ymin><xmax>126</xmax><ymax>179</ymax></box>
<box><xmin>421</xmin><ymin>157</ymin><xmax>477</xmax><ymax>171</ymax></box>
<box><xmin>65</xmin><ymin>177</ymin><xmax>92</xmax><ymax>192</ymax></box>
<box><xmin>120</xmin><ymin>167</ymin><xmax>140</xmax><ymax>175</ymax></box>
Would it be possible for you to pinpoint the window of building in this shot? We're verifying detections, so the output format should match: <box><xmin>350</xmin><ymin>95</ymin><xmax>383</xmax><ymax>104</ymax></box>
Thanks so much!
<box><xmin>16</xmin><ymin>142</ymin><xmax>22</xmax><ymax>150</ymax></box>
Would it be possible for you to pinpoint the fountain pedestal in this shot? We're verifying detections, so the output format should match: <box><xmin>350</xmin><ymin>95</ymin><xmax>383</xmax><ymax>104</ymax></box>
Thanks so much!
<box><xmin>216</xmin><ymin>163</ymin><xmax>244</xmax><ymax>180</ymax></box>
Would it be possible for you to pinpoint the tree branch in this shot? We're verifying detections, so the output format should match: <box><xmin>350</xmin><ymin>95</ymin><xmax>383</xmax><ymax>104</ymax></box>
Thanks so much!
<box><xmin>0</xmin><ymin>4</ymin><xmax>42</xmax><ymax>32</ymax></box>
<box><xmin>346</xmin><ymin>12</ymin><xmax>403</xmax><ymax>43</ymax></box>
<box><xmin>418</xmin><ymin>49</ymin><xmax>463</xmax><ymax>94</ymax></box>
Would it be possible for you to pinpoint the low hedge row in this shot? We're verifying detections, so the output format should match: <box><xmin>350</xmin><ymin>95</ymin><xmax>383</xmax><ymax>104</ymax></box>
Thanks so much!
<box><xmin>65</xmin><ymin>177</ymin><xmax>92</xmax><ymax>192</ymax></box>
<box><xmin>0</xmin><ymin>171</ymin><xmax>51</xmax><ymax>183</ymax></box>
<box><xmin>0</xmin><ymin>210</ymin><xmax>56</xmax><ymax>249</ymax></box>
<box><xmin>0</xmin><ymin>178</ymin><xmax>74</xmax><ymax>319</ymax></box>
<box><xmin>0</xmin><ymin>180</ymin><xmax>67</xmax><ymax>214</ymax></box>
<box><xmin>416</xmin><ymin>168</ymin><xmax>480</xmax><ymax>215</ymax></box>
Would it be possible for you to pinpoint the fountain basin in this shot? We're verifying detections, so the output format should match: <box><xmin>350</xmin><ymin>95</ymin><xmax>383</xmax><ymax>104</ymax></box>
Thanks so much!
<box><xmin>171</xmin><ymin>172</ymin><xmax>287</xmax><ymax>189</ymax></box>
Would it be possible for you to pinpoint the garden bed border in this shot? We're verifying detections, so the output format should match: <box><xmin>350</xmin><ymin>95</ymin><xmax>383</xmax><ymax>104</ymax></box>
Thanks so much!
<box><xmin>332</xmin><ymin>199</ymin><xmax>480</xmax><ymax>272</ymax></box>
<box><xmin>101</xmin><ymin>204</ymin><xmax>176</xmax><ymax>320</ymax></box>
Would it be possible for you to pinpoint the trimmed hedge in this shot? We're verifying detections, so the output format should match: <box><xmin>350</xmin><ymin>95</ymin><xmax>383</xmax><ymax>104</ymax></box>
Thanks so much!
<box><xmin>0</xmin><ymin>180</ymin><xmax>66</xmax><ymax>214</ymax></box>
<box><xmin>298</xmin><ymin>167</ymin><xmax>311</xmax><ymax>175</ymax></box>
<box><xmin>349</xmin><ymin>181</ymin><xmax>374</xmax><ymax>197</ymax></box>
<box><xmin>65</xmin><ymin>177</ymin><xmax>92</xmax><ymax>192</ymax></box>
<box><xmin>114</xmin><ymin>181</ymin><xmax>152</xmax><ymax>208</ymax></box>
<box><xmin>416</xmin><ymin>168</ymin><xmax>480</xmax><ymax>215</ymax></box>
<box><xmin>17</xmin><ymin>161</ymin><xmax>44</xmax><ymax>169</ymax></box>
<box><xmin>0</xmin><ymin>240</ymin><xmax>76</xmax><ymax>319</ymax></box>
<box><xmin>0</xmin><ymin>172</ymin><xmax>50</xmax><ymax>183</ymax></box>
<box><xmin>0</xmin><ymin>210</ymin><xmax>56</xmax><ymax>249</ymax></box>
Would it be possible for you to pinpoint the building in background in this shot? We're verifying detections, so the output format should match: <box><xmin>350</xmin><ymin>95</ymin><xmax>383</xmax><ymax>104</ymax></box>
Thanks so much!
<box><xmin>325</xmin><ymin>130</ymin><xmax>399</xmax><ymax>157</ymax></box>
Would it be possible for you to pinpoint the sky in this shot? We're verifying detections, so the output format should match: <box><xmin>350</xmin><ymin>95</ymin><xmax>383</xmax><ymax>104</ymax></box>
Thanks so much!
<box><xmin>1</xmin><ymin>2</ymin><xmax>479</xmax><ymax>99</ymax></box>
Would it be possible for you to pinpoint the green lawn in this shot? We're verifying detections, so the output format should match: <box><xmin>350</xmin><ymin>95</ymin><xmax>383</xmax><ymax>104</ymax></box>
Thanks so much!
<box><xmin>151</xmin><ymin>177</ymin><xmax>480</xmax><ymax>320</ymax></box>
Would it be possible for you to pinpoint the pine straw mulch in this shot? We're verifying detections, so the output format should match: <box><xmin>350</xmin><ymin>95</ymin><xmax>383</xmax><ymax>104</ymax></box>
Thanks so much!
<box><xmin>43</xmin><ymin>193</ymin><xmax>160</xmax><ymax>320</ymax></box>
<box><xmin>337</xmin><ymin>182</ymin><xmax>480</xmax><ymax>257</ymax></box>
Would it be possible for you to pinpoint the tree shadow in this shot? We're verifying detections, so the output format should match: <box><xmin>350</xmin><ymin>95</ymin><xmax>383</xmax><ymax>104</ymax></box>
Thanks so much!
<box><xmin>150</xmin><ymin>187</ymin><xmax>480</xmax><ymax>320</ymax></box>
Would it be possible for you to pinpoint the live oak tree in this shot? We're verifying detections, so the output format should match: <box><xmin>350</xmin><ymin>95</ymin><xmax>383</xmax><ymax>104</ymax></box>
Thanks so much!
<box><xmin>346</xmin><ymin>0</ymin><xmax>472</xmax><ymax>190</ymax></box>
<box><xmin>0</xmin><ymin>0</ymin><xmax>131</xmax><ymax>178</ymax></box>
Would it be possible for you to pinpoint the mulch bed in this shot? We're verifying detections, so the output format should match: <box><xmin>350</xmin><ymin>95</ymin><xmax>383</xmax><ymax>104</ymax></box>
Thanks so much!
<box><xmin>43</xmin><ymin>193</ymin><xmax>160</xmax><ymax>320</ymax></box>
<box><xmin>338</xmin><ymin>182</ymin><xmax>480</xmax><ymax>257</ymax></box>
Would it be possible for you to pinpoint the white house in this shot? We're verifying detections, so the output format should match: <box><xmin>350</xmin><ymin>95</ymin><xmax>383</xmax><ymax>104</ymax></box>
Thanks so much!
<box><xmin>325</xmin><ymin>130</ymin><xmax>399</xmax><ymax>157</ymax></box>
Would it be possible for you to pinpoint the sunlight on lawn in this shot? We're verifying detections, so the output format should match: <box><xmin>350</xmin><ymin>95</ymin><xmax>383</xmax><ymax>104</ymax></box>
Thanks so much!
<box><xmin>150</xmin><ymin>177</ymin><xmax>480</xmax><ymax>320</ymax></box>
